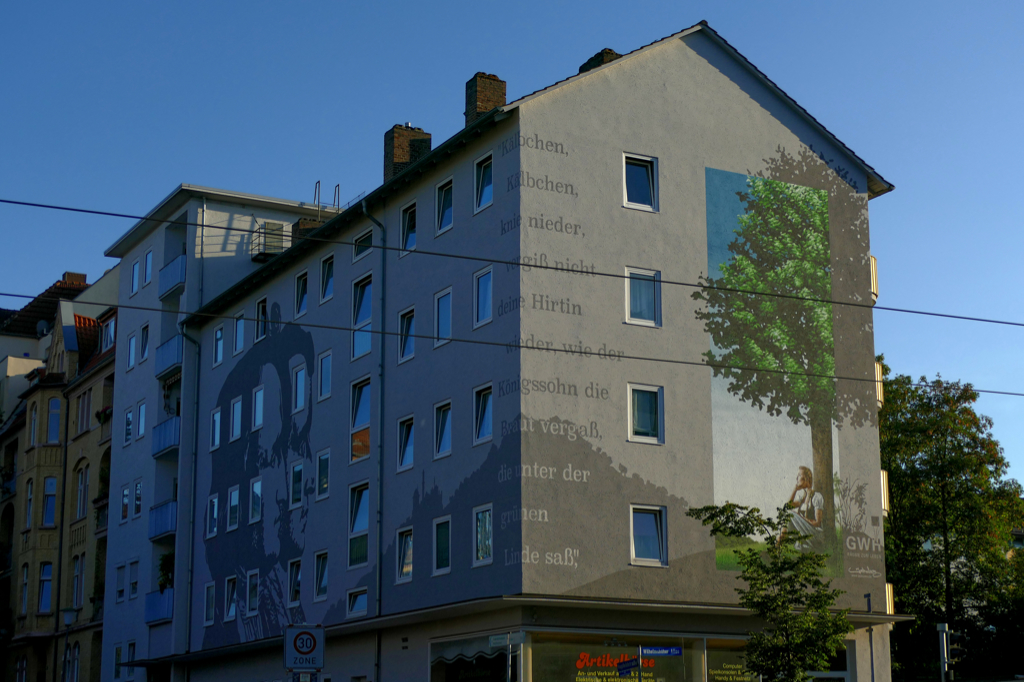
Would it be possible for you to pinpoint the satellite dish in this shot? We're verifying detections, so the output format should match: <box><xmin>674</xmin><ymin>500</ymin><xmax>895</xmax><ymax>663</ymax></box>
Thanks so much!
<box><xmin>36</xmin><ymin>319</ymin><xmax>52</xmax><ymax>337</ymax></box>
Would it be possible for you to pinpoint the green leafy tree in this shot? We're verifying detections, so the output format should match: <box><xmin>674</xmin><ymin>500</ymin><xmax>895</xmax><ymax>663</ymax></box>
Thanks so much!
<box><xmin>688</xmin><ymin>503</ymin><xmax>852</xmax><ymax>681</ymax></box>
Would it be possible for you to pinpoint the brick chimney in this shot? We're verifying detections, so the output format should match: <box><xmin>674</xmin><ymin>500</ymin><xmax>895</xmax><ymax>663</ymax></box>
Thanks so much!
<box><xmin>465</xmin><ymin>73</ymin><xmax>506</xmax><ymax>127</ymax></box>
<box><xmin>62</xmin><ymin>272</ymin><xmax>87</xmax><ymax>285</ymax></box>
<box><xmin>384</xmin><ymin>124</ymin><xmax>432</xmax><ymax>183</ymax></box>
<box><xmin>579</xmin><ymin>48</ymin><xmax>622</xmax><ymax>74</ymax></box>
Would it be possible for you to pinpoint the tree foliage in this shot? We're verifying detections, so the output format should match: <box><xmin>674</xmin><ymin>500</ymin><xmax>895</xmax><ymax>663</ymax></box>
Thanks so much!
<box><xmin>688</xmin><ymin>503</ymin><xmax>852</xmax><ymax>681</ymax></box>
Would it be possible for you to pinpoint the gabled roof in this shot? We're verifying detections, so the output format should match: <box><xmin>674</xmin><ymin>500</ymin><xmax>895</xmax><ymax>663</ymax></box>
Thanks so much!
<box><xmin>74</xmin><ymin>314</ymin><xmax>100</xmax><ymax>364</ymax></box>
<box><xmin>0</xmin><ymin>274</ymin><xmax>88</xmax><ymax>338</ymax></box>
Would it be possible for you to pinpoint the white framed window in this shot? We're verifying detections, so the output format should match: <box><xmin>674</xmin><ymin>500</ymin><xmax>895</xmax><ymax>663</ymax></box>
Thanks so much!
<box><xmin>115</xmin><ymin>565</ymin><xmax>125</xmax><ymax>602</ymax></box>
<box><xmin>102</xmin><ymin>318</ymin><xmax>116</xmax><ymax>352</ymax></box>
<box><xmin>473</xmin><ymin>267</ymin><xmax>492</xmax><ymax>328</ymax></box>
<box><xmin>119</xmin><ymin>485</ymin><xmax>128</xmax><ymax>522</ymax></box>
<box><xmin>136</xmin><ymin>402</ymin><xmax>146</xmax><ymax>439</ymax></box>
<box><xmin>434</xmin><ymin>400</ymin><xmax>452</xmax><ymax>459</ymax></box>
<box><xmin>625</xmin><ymin>267</ymin><xmax>661</xmax><ymax>326</ymax></box>
<box><xmin>123</xmin><ymin>409</ymin><xmax>133</xmax><ymax>445</ymax></box>
<box><xmin>316</xmin><ymin>449</ymin><xmax>330</xmax><ymax>500</ymax></box>
<box><xmin>396</xmin><ymin>527</ymin><xmax>413</xmax><ymax>583</ymax></box>
<box><xmin>255</xmin><ymin>298</ymin><xmax>268</xmax><ymax>342</ymax></box>
<box><xmin>213</xmin><ymin>325</ymin><xmax>224</xmax><ymax>366</ymax></box>
<box><xmin>397</xmin><ymin>415</ymin><xmax>414</xmax><ymax>472</ymax></box>
<box><xmin>233</xmin><ymin>312</ymin><xmax>244</xmax><ymax>355</ymax></box>
<box><xmin>144</xmin><ymin>250</ymin><xmax>153</xmax><ymax>285</ymax></box>
<box><xmin>318</xmin><ymin>350</ymin><xmax>332</xmax><ymax>401</ymax></box>
<box><xmin>227</xmin><ymin>485</ymin><xmax>239</xmax><ymax>531</ymax></box>
<box><xmin>401</xmin><ymin>203</ymin><xmax>417</xmax><ymax>254</ymax></box>
<box><xmin>289</xmin><ymin>460</ymin><xmax>303</xmax><ymax>509</ymax></box>
<box><xmin>230</xmin><ymin>397</ymin><xmax>242</xmax><ymax>442</ymax></box>
<box><xmin>473</xmin><ymin>384</ymin><xmax>492</xmax><ymax>445</ymax></box>
<box><xmin>252</xmin><ymin>386</ymin><xmax>264</xmax><ymax>430</ymax></box>
<box><xmin>398</xmin><ymin>307</ymin><xmax>415</xmax><ymax>363</ymax></box>
<box><xmin>125</xmin><ymin>642</ymin><xmax>135</xmax><ymax>679</ymax></box>
<box><xmin>210</xmin><ymin>408</ymin><xmax>221</xmax><ymax>451</ymax></box>
<box><xmin>224</xmin><ymin>575</ymin><xmax>237</xmax><ymax>621</ymax></box>
<box><xmin>352</xmin><ymin>275</ymin><xmax>372</xmax><ymax>359</ymax></box>
<box><xmin>126</xmin><ymin>334</ymin><xmax>136</xmax><ymax>369</ymax></box>
<box><xmin>287</xmin><ymin>559</ymin><xmax>301</xmax><ymax>607</ymax></box>
<box><xmin>630</xmin><ymin>505</ymin><xmax>667</xmax><ymax>566</ymax></box>
<box><xmin>353</xmin><ymin>228</ymin><xmax>372</xmax><ymax>262</ymax></box>
<box><xmin>113</xmin><ymin>645</ymin><xmax>122</xmax><ymax>680</ymax></box>
<box><xmin>245</xmin><ymin>569</ymin><xmax>259</xmax><ymax>616</ymax></box>
<box><xmin>314</xmin><ymin>551</ymin><xmax>329</xmax><ymax>601</ymax></box>
<box><xmin>433</xmin><ymin>516</ymin><xmax>451</xmax><ymax>576</ymax></box>
<box><xmin>349</xmin><ymin>482</ymin><xmax>369</xmax><ymax>567</ymax></box>
<box><xmin>623</xmin><ymin>153</ymin><xmax>659</xmax><ymax>212</ymax></box>
<box><xmin>206</xmin><ymin>495</ymin><xmax>218</xmax><ymax>538</ymax></box>
<box><xmin>140</xmin><ymin>325</ymin><xmax>149</xmax><ymax>362</ymax></box>
<box><xmin>346</xmin><ymin>588</ymin><xmax>367</xmax><ymax>618</ymax></box>
<box><xmin>295</xmin><ymin>271</ymin><xmax>309</xmax><ymax>318</ymax></box>
<box><xmin>71</xmin><ymin>555</ymin><xmax>81</xmax><ymax>608</ymax></box>
<box><xmin>436</xmin><ymin>178</ymin><xmax>454</xmax><ymax>235</ymax></box>
<box><xmin>204</xmin><ymin>582</ymin><xmax>216</xmax><ymax>625</ymax></box>
<box><xmin>128</xmin><ymin>561</ymin><xmax>139</xmax><ymax>599</ymax></box>
<box><xmin>249</xmin><ymin>477</ymin><xmax>262</xmax><ymax>524</ymax></box>
<box><xmin>473</xmin><ymin>503</ymin><xmax>493</xmax><ymax>567</ymax></box>
<box><xmin>474</xmin><ymin>153</ymin><xmax>493</xmax><ymax>213</ymax></box>
<box><xmin>434</xmin><ymin>287</ymin><xmax>452</xmax><ymax>348</ymax></box>
<box><xmin>130</xmin><ymin>260</ymin><xmax>139</xmax><ymax>295</ymax></box>
<box><xmin>320</xmin><ymin>254</ymin><xmax>335</xmax><ymax>303</ymax></box>
<box><xmin>350</xmin><ymin>378</ymin><xmax>371</xmax><ymax>462</ymax></box>
<box><xmin>628</xmin><ymin>383</ymin><xmax>664</xmax><ymax>444</ymax></box>
<box><xmin>292</xmin><ymin>364</ymin><xmax>307</xmax><ymax>413</ymax></box>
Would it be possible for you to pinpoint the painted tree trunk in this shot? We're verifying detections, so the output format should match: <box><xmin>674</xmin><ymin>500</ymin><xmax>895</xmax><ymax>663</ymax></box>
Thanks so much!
<box><xmin>810</xmin><ymin>414</ymin><xmax>835</xmax><ymax>550</ymax></box>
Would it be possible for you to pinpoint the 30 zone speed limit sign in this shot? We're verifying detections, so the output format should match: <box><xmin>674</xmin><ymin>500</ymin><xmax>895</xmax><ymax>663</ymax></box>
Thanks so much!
<box><xmin>285</xmin><ymin>625</ymin><xmax>324</xmax><ymax>671</ymax></box>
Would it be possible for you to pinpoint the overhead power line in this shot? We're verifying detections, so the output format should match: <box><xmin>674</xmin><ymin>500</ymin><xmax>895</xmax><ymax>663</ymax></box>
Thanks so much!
<box><xmin>2</xmin><ymin>197</ymin><xmax>1023</xmax><ymax>330</ymax></box>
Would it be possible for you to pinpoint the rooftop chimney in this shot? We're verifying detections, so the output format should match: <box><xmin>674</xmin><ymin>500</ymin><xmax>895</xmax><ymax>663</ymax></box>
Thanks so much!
<box><xmin>465</xmin><ymin>73</ymin><xmax>506</xmax><ymax>127</ymax></box>
<box><xmin>62</xmin><ymin>272</ymin><xmax>87</xmax><ymax>285</ymax></box>
<box><xmin>384</xmin><ymin>124</ymin><xmax>432</xmax><ymax>183</ymax></box>
<box><xmin>579</xmin><ymin>48</ymin><xmax>622</xmax><ymax>74</ymax></box>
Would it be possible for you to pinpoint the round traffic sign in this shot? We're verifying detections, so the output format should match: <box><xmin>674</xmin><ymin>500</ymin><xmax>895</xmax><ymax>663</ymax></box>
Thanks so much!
<box><xmin>293</xmin><ymin>631</ymin><xmax>317</xmax><ymax>656</ymax></box>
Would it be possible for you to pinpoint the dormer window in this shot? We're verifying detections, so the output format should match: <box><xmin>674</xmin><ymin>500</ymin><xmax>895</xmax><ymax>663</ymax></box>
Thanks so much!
<box><xmin>102</xmin><ymin>319</ymin><xmax>116</xmax><ymax>351</ymax></box>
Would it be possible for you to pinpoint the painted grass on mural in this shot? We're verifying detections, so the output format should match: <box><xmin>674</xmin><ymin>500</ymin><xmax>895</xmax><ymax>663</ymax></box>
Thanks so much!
<box><xmin>713</xmin><ymin>529</ymin><xmax>845</xmax><ymax>577</ymax></box>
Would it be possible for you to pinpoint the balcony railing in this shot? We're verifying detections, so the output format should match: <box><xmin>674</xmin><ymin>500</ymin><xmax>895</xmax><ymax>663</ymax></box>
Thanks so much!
<box><xmin>250</xmin><ymin>221</ymin><xmax>286</xmax><ymax>262</ymax></box>
<box><xmin>152</xmin><ymin>417</ymin><xmax>180</xmax><ymax>458</ymax></box>
<box><xmin>158</xmin><ymin>254</ymin><xmax>186</xmax><ymax>300</ymax></box>
<box><xmin>144</xmin><ymin>588</ymin><xmax>173</xmax><ymax>625</ymax></box>
<box><xmin>1</xmin><ymin>473</ymin><xmax>14</xmax><ymax>500</ymax></box>
<box><xmin>155</xmin><ymin>335</ymin><xmax>183</xmax><ymax>380</ymax></box>
<box><xmin>148</xmin><ymin>500</ymin><xmax>177</xmax><ymax>541</ymax></box>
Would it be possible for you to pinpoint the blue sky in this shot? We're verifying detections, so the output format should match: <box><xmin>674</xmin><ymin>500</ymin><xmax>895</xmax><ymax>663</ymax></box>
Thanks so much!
<box><xmin>2</xmin><ymin>1</ymin><xmax>1022</xmax><ymax>480</ymax></box>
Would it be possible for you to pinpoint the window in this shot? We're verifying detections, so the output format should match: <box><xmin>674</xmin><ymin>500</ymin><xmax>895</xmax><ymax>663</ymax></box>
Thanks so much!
<box><xmin>144</xmin><ymin>250</ymin><xmax>153</xmax><ymax>284</ymax></box>
<box><xmin>75</xmin><ymin>552</ymin><xmax>85</xmax><ymax>607</ymax></box>
<box><xmin>114</xmin><ymin>646</ymin><xmax>122</xmax><ymax>680</ymax></box>
<box><xmin>287</xmin><ymin>559</ymin><xmax>301</xmax><ymax>606</ymax></box>
<box><xmin>347</xmin><ymin>588</ymin><xmax>367</xmax><ymax>618</ymax></box>
<box><xmin>115</xmin><ymin>565</ymin><xmax>125</xmax><ymax>602</ymax></box>
<box><xmin>130</xmin><ymin>261</ymin><xmax>139</xmax><ymax>295</ymax></box>
<box><xmin>246</xmin><ymin>570</ymin><xmax>259</xmax><ymax>615</ymax></box>
<box><xmin>401</xmin><ymin>204</ymin><xmax>416</xmax><ymax>252</ymax></box>
<box><xmin>475</xmin><ymin>154</ymin><xmax>493</xmax><ymax>212</ymax></box>
<box><xmin>433</xmin><ymin>517</ymin><xmax>451</xmax><ymax>576</ymax></box>
<box><xmin>628</xmin><ymin>384</ymin><xmax>664</xmax><ymax>444</ymax></box>
<box><xmin>473</xmin><ymin>268</ymin><xmax>492</xmax><ymax>327</ymax></box>
<box><xmin>213</xmin><ymin>326</ymin><xmax>224</xmax><ymax>366</ymax></box>
<box><xmin>17</xmin><ymin>656</ymin><xmax>27</xmax><ymax>682</ymax></box>
<box><xmin>631</xmin><ymin>506</ymin><xmax>667</xmax><ymax>566</ymax></box>
<box><xmin>233</xmin><ymin>312</ymin><xmax>244</xmax><ymax>354</ymax></box>
<box><xmin>204</xmin><ymin>583</ymin><xmax>216</xmax><ymax>625</ymax></box>
<box><xmin>20</xmin><ymin>564</ymin><xmax>28</xmax><ymax>613</ymax></box>
<box><xmin>434</xmin><ymin>288</ymin><xmax>451</xmax><ymax>347</ymax></box>
<box><xmin>102</xmin><ymin>318</ymin><xmax>116</xmax><ymax>351</ymax></box>
<box><xmin>474</xmin><ymin>504</ymin><xmax>493</xmax><ymax>567</ymax></box>
<box><xmin>289</xmin><ymin>461</ymin><xmax>303</xmax><ymax>509</ymax></box>
<box><xmin>76</xmin><ymin>465</ymin><xmax>90</xmax><ymax>519</ymax></box>
<box><xmin>123</xmin><ymin>408</ymin><xmax>133</xmax><ymax>445</ymax></box>
<box><xmin>249</xmin><ymin>477</ymin><xmax>262</xmax><ymax>523</ymax></box>
<box><xmin>396</xmin><ymin>528</ymin><xmax>413</xmax><ymax>583</ymax></box>
<box><xmin>70</xmin><ymin>643</ymin><xmax>80</xmax><ymax>682</ymax></box>
<box><xmin>349</xmin><ymin>484</ymin><xmax>369</xmax><ymax>567</ymax></box>
<box><xmin>352</xmin><ymin>276</ymin><xmax>372</xmax><ymax>359</ymax></box>
<box><xmin>210</xmin><ymin>408</ymin><xmax>221</xmax><ymax>450</ymax></box>
<box><xmin>434</xmin><ymin>401</ymin><xmax>452</xmax><ymax>459</ymax></box>
<box><xmin>353</xmin><ymin>229</ymin><xmax>372</xmax><ymax>261</ymax></box>
<box><xmin>24</xmin><ymin>479</ymin><xmax>33</xmax><ymax>527</ymax></box>
<box><xmin>76</xmin><ymin>389</ymin><xmax>92</xmax><ymax>435</ymax></box>
<box><xmin>126</xmin><ymin>642</ymin><xmax>136</xmax><ymax>679</ymax></box>
<box><xmin>474</xmin><ymin>384</ymin><xmax>492</xmax><ymax>445</ymax></box>
<box><xmin>224</xmin><ymin>576</ymin><xmax>237</xmax><ymax>621</ymax></box>
<box><xmin>314</xmin><ymin>551</ymin><xmax>329</xmax><ymax>601</ymax></box>
<box><xmin>351</xmin><ymin>379</ymin><xmax>370</xmax><ymax>462</ymax></box>
<box><xmin>252</xmin><ymin>386</ymin><xmax>264</xmax><ymax>429</ymax></box>
<box><xmin>255</xmin><ymin>298</ymin><xmax>268</xmax><ymax>342</ymax></box>
<box><xmin>295</xmin><ymin>272</ymin><xmax>309</xmax><ymax>318</ymax></box>
<box><xmin>140</xmin><ymin>325</ymin><xmax>149</xmax><ymax>361</ymax></box>
<box><xmin>320</xmin><ymin>255</ymin><xmax>335</xmax><ymax>302</ymax></box>
<box><xmin>293</xmin><ymin>365</ymin><xmax>307</xmax><ymax>412</ymax></box>
<box><xmin>317</xmin><ymin>450</ymin><xmax>330</xmax><ymax>499</ymax></box>
<box><xmin>397</xmin><ymin>416</ymin><xmax>414</xmax><ymax>471</ymax></box>
<box><xmin>137</xmin><ymin>402</ymin><xmax>146</xmax><ymax>438</ymax></box>
<box><xmin>38</xmin><ymin>562</ymin><xmax>53</xmax><ymax>612</ymax></box>
<box><xmin>623</xmin><ymin>154</ymin><xmax>658</xmax><ymax>211</ymax></box>
<box><xmin>43</xmin><ymin>477</ymin><xmax>56</xmax><ymax>526</ymax></box>
<box><xmin>72</xmin><ymin>555</ymin><xmax>81</xmax><ymax>608</ymax></box>
<box><xmin>436</xmin><ymin>179</ymin><xmax>453</xmax><ymax>235</ymax></box>
<box><xmin>207</xmin><ymin>495</ymin><xmax>218</xmax><ymax>537</ymax></box>
<box><xmin>318</xmin><ymin>351</ymin><xmax>332</xmax><ymax>400</ymax></box>
<box><xmin>120</xmin><ymin>486</ymin><xmax>128</xmax><ymax>522</ymax></box>
<box><xmin>133</xmin><ymin>481</ymin><xmax>142</xmax><ymax>517</ymax></box>
<box><xmin>398</xmin><ymin>308</ymin><xmax>415</xmax><ymax>362</ymax></box>
<box><xmin>29</xmin><ymin>404</ymin><xmax>37</xmax><ymax>446</ymax></box>
<box><xmin>227</xmin><ymin>486</ymin><xmax>239</xmax><ymax>531</ymax></box>
<box><xmin>128</xmin><ymin>561</ymin><xmax>139</xmax><ymax>599</ymax></box>
<box><xmin>230</xmin><ymin>397</ymin><xmax>242</xmax><ymax>441</ymax></box>
<box><xmin>626</xmin><ymin>268</ymin><xmax>661</xmax><ymax>326</ymax></box>
<box><xmin>47</xmin><ymin>398</ymin><xmax>60</xmax><ymax>443</ymax></box>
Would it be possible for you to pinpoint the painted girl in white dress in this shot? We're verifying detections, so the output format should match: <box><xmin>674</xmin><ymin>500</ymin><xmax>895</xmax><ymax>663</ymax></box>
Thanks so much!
<box><xmin>786</xmin><ymin>465</ymin><xmax>823</xmax><ymax>550</ymax></box>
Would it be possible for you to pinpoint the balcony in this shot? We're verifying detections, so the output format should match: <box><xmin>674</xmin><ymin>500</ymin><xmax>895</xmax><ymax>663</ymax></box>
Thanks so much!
<box><xmin>94</xmin><ymin>498</ymin><xmax>109</xmax><ymax>538</ymax></box>
<box><xmin>148</xmin><ymin>500</ymin><xmax>177</xmax><ymax>542</ymax></box>
<box><xmin>151</xmin><ymin>417</ymin><xmax>180</xmax><ymax>459</ymax></box>
<box><xmin>250</xmin><ymin>221</ymin><xmax>286</xmax><ymax>262</ymax></box>
<box><xmin>154</xmin><ymin>335</ymin><xmax>183</xmax><ymax>380</ymax></box>
<box><xmin>1</xmin><ymin>472</ymin><xmax>14</xmax><ymax>500</ymax></box>
<box><xmin>144</xmin><ymin>588</ymin><xmax>173</xmax><ymax>625</ymax></box>
<box><xmin>158</xmin><ymin>254</ymin><xmax>186</xmax><ymax>300</ymax></box>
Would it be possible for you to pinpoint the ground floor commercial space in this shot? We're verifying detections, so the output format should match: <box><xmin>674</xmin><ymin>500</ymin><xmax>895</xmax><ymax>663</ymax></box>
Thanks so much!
<box><xmin>168</xmin><ymin>600</ymin><xmax>894</xmax><ymax>682</ymax></box>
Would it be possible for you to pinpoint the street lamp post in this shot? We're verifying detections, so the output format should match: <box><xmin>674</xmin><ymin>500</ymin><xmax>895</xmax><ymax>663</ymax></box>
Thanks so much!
<box><xmin>60</xmin><ymin>607</ymin><xmax>78</xmax><ymax>682</ymax></box>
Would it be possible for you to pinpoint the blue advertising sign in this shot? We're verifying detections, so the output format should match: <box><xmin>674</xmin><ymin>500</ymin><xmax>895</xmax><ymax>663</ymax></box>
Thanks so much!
<box><xmin>617</xmin><ymin>658</ymin><xmax>640</xmax><ymax>676</ymax></box>
<box><xmin>640</xmin><ymin>646</ymin><xmax>682</xmax><ymax>657</ymax></box>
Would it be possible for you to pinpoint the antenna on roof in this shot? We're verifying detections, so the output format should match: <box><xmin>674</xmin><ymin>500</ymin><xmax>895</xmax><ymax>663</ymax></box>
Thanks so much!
<box><xmin>313</xmin><ymin>181</ymin><xmax>321</xmax><ymax>221</ymax></box>
<box><xmin>333</xmin><ymin>184</ymin><xmax>340</xmax><ymax>210</ymax></box>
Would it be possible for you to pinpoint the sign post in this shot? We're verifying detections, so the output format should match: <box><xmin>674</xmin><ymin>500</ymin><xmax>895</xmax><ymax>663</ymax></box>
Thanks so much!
<box><xmin>285</xmin><ymin>624</ymin><xmax>324</xmax><ymax>682</ymax></box>
<box><xmin>489</xmin><ymin>632</ymin><xmax>524</xmax><ymax>682</ymax></box>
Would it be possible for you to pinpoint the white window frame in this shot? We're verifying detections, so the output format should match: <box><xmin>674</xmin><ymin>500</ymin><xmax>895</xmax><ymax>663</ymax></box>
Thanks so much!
<box><xmin>249</xmin><ymin>477</ymin><xmax>262</xmax><ymax>524</ymax></box>
<box><xmin>210</xmin><ymin>408</ymin><xmax>221</xmax><ymax>451</ymax></box>
<box><xmin>352</xmin><ymin>228</ymin><xmax>373</xmax><ymax>263</ymax></box>
<box><xmin>213</xmin><ymin>325</ymin><xmax>224</xmax><ymax>367</ymax></box>
<box><xmin>294</xmin><ymin>270</ymin><xmax>309</xmax><ymax>319</ymax></box>
<box><xmin>289</xmin><ymin>460</ymin><xmax>303</xmax><ymax>510</ymax></box>
<box><xmin>473</xmin><ymin>266</ymin><xmax>493</xmax><ymax>329</ymax></box>
<box><xmin>350</xmin><ymin>376</ymin><xmax>371</xmax><ymax>464</ymax></box>
<box><xmin>123</xmin><ymin>409</ymin><xmax>133</xmax><ymax>446</ymax></box>
<box><xmin>346</xmin><ymin>588</ymin><xmax>368</xmax><ymax>618</ymax></box>
<box><xmin>143</xmin><ymin>250</ymin><xmax>153</xmax><ymax>285</ymax></box>
<box><xmin>320</xmin><ymin>253</ymin><xmax>335</xmax><ymax>304</ymax></box>
<box><xmin>627</xmin><ymin>383</ymin><xmax>665</xmax><ymax>445</ymax></box>
<box><xmin>226</xmin><ymin>485</ymin><xmax>240</xmax><ymax>531</ymax></box>
<box><xmin>472</xmin><ymin>503</ymin><xmax>493</xmax><ymax>568</ymax></box>
<box><xmin>399</xmin><ymin>201</ymin><xmax>417</xmax><ymax>256</ymax></box>
<box><xmin>313</xmin><ymin>550</ymin><xmax>329</xmax><ymax>602</ymax></box>
<box><xmin>472</xmin><ymin>383</ymin><xmax>493</xmax><ymax>446</ymax></box>
<box><xmin>203</xmin><ymin>582</ymin><xmax>216</xmax><ymax>626</ymax></box>
<box><xmin>254</xmin><ymin>297</ymin><xmax>268</xmax><ymax>343</ymax></box>
<box><xmin>432</xmin><ymin>515</ymin><xmax>451</xmax><ymax>577</ymax></box>
<box><xmin>434</xmin><ymin>399</ymin><xmax>452</xmax><ymax>460</ymax></box>
<box><xmin>245</xmin><ymin>569</ymin><xmax>259</xmax><ymax>616</ymax></box>
<box><xmin>233</xmin><ymin>312</ymin><xmax>245</xmax><ymax>355</ymax></box>
<box><xmin>252</xmin><ymin>385</ymin><xmax>264</xmax><ymax>430</ymax></box>
<box><xmin>624</xmin><ymin>267</ymin><xmax>662</xmax><ymax>327</ymax></box>
<box><xmin>224</xmin><ymin>575</ymin><xmax>237</xmax><ymax>622</ymax></box>
<box><xmin>351</xmin><ymin>274</ymin><xmax>373</xmax><ymax>360</ymax></box>
<box><xmin>136</xmin><ymin>402</ymin><xmax>146</xmax><ymax>440</ymax></box>
<box><xmin>126</xmin><ymin>334</ymin><xmax>136</xmax><ymax>370</ymax></box>
<box><xmin>316</xmin><ymin>448</ymin><xmax>330</xmax><ymax>501</ymax></box>
<box><xmin>139</xmin><ymin>325</ymin><xmax>149</xmax><ymax>362</ymax></box>
<box><xmin>622</xmin><ymin>152</ymin><xmax>659</xmax><ymax>212</ymax></box>
<box><xmin>398</xmin><ymin>306</ymin><xmax>415</xmax><ymax>364</ymax></box>
<box><xmin>473</xmin><ymin>152</ymin><xmax>494</xmax><ymax>214</ymax></box>
<box><xmin>287</xmin><ymin>558</ymin><xmax>301</xmax><ymax>607</ymax></box>
<box><xmin>397</xmin><ymin>414</ymin><xmax>414</xmax><ymax>473</ymax></box>
<box><xmin>102</xmin><ymin>318</ymin><xmax>115</xmax><ymax>352</ymax></box>
<box><xmin>130</xmin><ymin>260</ymin><xmax>139</xmax><ymax>296</ymax></box>
<box><xmin>433</xmin><ymin>287</ymin><xmax>452</xmax><ymax>349</ymax></box>
<box><xmin>206</xmin><ymin>495</ymin><xmax>218</xmax><ymax>538</ymax></box>
<box><xmin>292</xmin><ymin>364</ymin><xmax>307</xmax><ymax>414</ymax></box>
<box><xmin>629</xmin><ymin>504</ymin><xmax>668</xmax><ymax>567</ymax></box>
<box><xmin>395</xmin><ymin>526</ymin><xmax>413</xmax><ymax>584</ymax></box>
<box><xmin>115</xmin><ymin>564</ymin><xmax>125</xmax><ymax>602</ymax></box>
<box><xmin>435</xmin><ymin>177</ymin><xmax>454</xmax><ymax>236</ymax></box>
<box><xmin>348</xmin><ymin>481</ymin><xmax>370</xmax><ymax>568</ymax></box>
<box><xmin>318</xmin><ymin>350</ymin><xmax>332</xmax><ymax>401</ymax></box>
<box><xmin>229</xmin><ymin>397</ymin><xmax>242</xmax><ymax>442</ymax></box>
